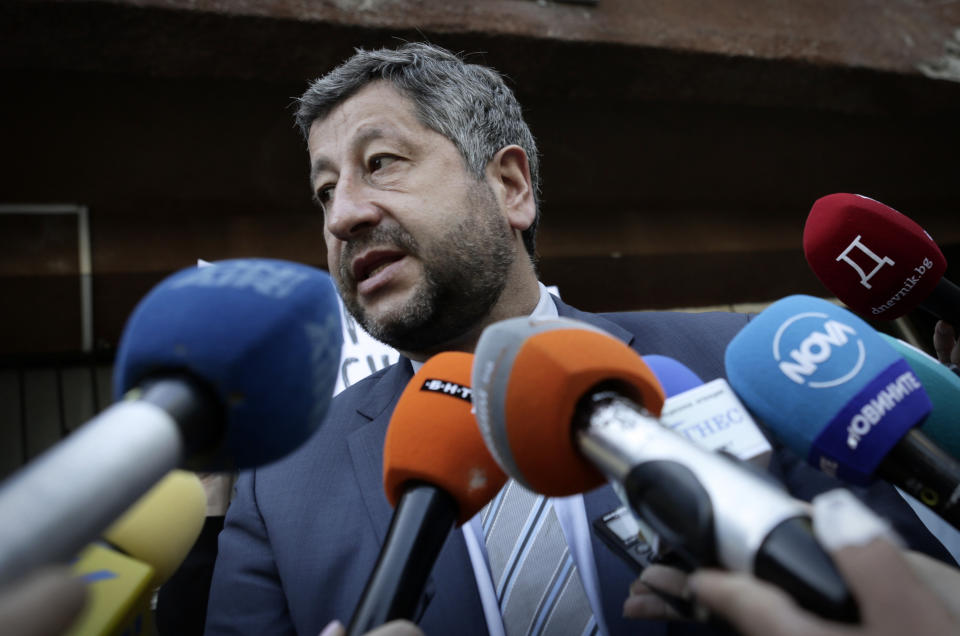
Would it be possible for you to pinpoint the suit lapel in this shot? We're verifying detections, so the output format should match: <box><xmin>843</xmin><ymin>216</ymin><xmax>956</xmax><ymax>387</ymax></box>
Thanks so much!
<box><xmin>346</xmin><ymin>359</ymin><xmax>414</xmax><ymax>543</ymax></box>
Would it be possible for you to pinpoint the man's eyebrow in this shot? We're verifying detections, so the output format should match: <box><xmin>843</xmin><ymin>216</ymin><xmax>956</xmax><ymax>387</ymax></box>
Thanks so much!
<box><xmin>309</xmin><ymin>127</ymin><xmax>388</xmax><ymax>186</ymax></box>
<box><xmin>309</xmin><ymin>157</ymin><xmax>335</xmax><ymax>187</ymax></box>
<box><xmin>309</xmin><ymin>126</ymin><xmax>415</xmax><ymax>187</ymax></box>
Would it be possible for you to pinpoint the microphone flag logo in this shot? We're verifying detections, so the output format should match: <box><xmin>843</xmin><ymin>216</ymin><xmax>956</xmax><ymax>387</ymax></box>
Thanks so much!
<box><xmin>835</xmin><ymin>234</ymin><xmax>895</xmax><ymax>290</ymax></box>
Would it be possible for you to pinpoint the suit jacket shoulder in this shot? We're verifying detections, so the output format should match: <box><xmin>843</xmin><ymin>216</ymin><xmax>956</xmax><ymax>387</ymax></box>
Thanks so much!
<box><xmin>554</xmin><ymin>298</ymin><xmax>750</xmax><ymax>382</ymax></box>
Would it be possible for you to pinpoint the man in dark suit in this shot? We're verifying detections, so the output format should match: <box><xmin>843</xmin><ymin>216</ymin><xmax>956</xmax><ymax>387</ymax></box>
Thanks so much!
<box><xmin>204</xmin><ymin>42</ymin><xmax>953</xmax><ymax>635</ymax></box>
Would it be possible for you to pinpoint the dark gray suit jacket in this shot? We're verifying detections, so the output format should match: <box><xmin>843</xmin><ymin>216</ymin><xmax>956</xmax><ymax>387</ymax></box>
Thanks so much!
<box><xmin>205</xmin><ymin>300</ymin><xmax>951</xmax><ymax>635</ymax></box>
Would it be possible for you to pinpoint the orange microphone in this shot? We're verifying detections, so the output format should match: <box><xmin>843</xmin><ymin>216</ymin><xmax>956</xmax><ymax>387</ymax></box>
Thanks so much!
<box><xmin>471</xmin><ymin>316</ymin><xmax>665</xmax><ymax>497</ymax></box>
<box><xmin>347</xmin><ymin>352</ymin><xmax>506</xmax><ymax>636</ymax></box>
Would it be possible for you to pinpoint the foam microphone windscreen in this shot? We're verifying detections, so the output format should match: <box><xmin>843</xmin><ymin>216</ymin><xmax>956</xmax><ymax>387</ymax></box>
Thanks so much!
<box><xmin>383</xmin><ymin>352</ymin><xmax>505</xmax><ymax>526</ymax></box>
<box><xmin>642</xmin><ymin>354</ymin><xmax>703</xmax><ymax>396</ymax></box>
<box><xmin>725</xmin><ymin>295</ymin><xmax>932</xmax><ymax>485</ymax></box>
<box><xmin>473</xmin><ymin>317</ymin><xmax>665</xmax><ymax>497</ymax></box>
<box><xmin>879</xmin><ymin>333</ymin><xmax>960</xmax><ymax>461</ymax></box>
<box><xmin>113</xmin><ymin>259</ymin><xmax>342</xmax><ymax>470</ymax></box>
<box><xmin>803</xmin><ymin>193</ymin><xmax>947</xmax><ymax>320</ymax></box>
<box><xmin>102</xmin><ymin>470</ymin><xmax>206</xmax><ymax>586</ymax></box>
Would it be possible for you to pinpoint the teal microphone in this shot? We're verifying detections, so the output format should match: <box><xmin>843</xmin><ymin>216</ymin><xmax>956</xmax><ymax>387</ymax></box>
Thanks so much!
<box><xmin>879</xmin><ymin>334</ymin><xmax>960</xmax><ymax>463</ymax></box>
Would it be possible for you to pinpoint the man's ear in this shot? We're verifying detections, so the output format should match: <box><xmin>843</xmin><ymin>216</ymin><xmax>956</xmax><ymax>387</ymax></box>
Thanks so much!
<box><xmin>488</xmin><ymin>145</ymin><xmax>535</xmax><ymax>232</ymax></box>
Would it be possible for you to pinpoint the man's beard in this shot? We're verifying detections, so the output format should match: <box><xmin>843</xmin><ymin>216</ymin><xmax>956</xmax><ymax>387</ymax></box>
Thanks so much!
<box><xmin>336</xmin><ymin>181</ymin><xmax>515</xmax><ymax>353</ymax></box>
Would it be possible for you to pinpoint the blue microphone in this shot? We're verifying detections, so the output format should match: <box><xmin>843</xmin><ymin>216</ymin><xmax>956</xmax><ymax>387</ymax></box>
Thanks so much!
<box><xmin>724</xmin><ymin>295</ymin><xmax>960</xmax><ymax>528</ymax></box>
<box><xmin>114</xmin><ymin>258</ymin><xmax>342</xmax><ymax>469</ymax></box>
<box><xmin>0</xmin><ymin>258</ymin><xmax>342</xmax><ymax>587</ymax></box>
<box><xmin>641</xmin><ymin>355</ymin><xmax>703</xmax><ymax>396</ymax></box>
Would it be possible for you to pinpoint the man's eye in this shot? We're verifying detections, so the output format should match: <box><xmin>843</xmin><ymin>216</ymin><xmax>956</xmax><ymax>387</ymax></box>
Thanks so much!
<box><xmin>368</xmin><ymin>155</ymin><xmax>397</xmax><ymax>172</ymax></box>
<box><xmin>316</xmin><ymin>185</ymin><xmax>334</xmax><ymax>207</ymax></box>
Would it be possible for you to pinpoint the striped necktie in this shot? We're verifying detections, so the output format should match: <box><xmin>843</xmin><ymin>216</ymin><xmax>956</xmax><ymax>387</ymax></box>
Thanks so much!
<box><xmin>481</xmin><ymin>480</ymin><xmax>598</xmax><ymax>636</ymax></box>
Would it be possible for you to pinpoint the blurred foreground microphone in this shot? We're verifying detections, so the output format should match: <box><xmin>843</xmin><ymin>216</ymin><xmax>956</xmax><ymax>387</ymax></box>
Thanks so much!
<box><xmin>803</xmin><ymin>193</ymin><xmax>960</xmax><ymax>325</ymax></box>
<box><xmin>347</xmin><ymin>352</ymin><xmax>506</xmax><ymax>636</ymax></box>
<box><xmin>725</xmin><ymin>295</ymin><xmax>960</xmax><ymax>528</ymax></box>
<box><xmin>472</xmin><ymin>316</ymin><xmax>857</xmax><ymax>622</ymax></box>
<box><xmin>878</xmin><ymin>334</ymin><xmax>960</xmax><ymax>463</ymax></box>
<box><xmin>67</xmin><ymin>470</ymin><xmax>206</xmax><ymax>636</ymax></box>
<box><xmin>641</xmin><ymin>355</ymin><xmax>702</xmax><ymax>396</ymax></box>
<box><xmin>102</xmin><ymin>470</ymin><xmax>207</xmax><ymax>587</ymax></box>
<box><xmin>0</xmin><ymin>258</ymin><xmax>342</xmax><ymax>587</ymax></box>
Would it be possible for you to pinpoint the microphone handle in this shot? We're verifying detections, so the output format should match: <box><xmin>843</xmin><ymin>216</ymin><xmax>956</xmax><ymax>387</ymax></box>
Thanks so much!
<box><xmin>137</xmin><ymin>374</ymin><xmax>227</xmax><ymax>469</ymax></box>
<box><xmin>876</xmin><ymin>429</ymin><xmax>960</xmax><ymax>530</ymax></box>
<box><xmin>0</xmin><ymin>375</ymin><xmax>221</xmax><ymax>588</ymax></box>
<box><xmin>574</xmin><ymin>389</ymin><xmax>857</xmax><ymax>622</ymax></box>
<box><xmin>347</xmin><ymin>483</ymin><xmax>457</xmax><ymax>636</ymax></box>
<box><xmin>920</xmin><ymin>276</ymin><xmax>960</xmax><ymax>328</ymax></box>
<box><xmin>0</xmin><ymin>400</ymin><xmax>181</xmax><ymax>588</ymax></box>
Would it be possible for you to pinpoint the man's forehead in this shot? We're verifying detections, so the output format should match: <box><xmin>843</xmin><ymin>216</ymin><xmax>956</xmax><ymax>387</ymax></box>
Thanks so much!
<box><xmin>309</xmin><ymin>83</ymin><xmax>416</xmax><ymax>142</ymax></box>
<box><xmin>307</xmin><ymin>85</ymin><xmax>422</xmax><ymax>168</ymax></box>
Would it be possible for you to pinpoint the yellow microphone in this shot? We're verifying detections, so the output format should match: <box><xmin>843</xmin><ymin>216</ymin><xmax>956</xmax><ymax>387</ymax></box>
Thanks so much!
<box><xmin>66</xmin><ymin>470</ymin><xmax>206</xmax><ymax>636</ymax></box>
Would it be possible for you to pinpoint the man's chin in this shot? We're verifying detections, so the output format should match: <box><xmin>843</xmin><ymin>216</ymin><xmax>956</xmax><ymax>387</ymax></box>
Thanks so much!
<box><xmin>348</xmin><ymin>293</ymin><xmax>427</xmax><ymax>343</ymax></box>
<box><xmin>355</xmin><ymin>289</ymin><xmax>418</xmax><ymax>326</ymax></box>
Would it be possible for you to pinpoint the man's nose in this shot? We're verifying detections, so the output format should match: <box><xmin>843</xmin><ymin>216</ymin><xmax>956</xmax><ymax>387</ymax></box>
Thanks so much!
<box><xmin>325</xmin><ymin>178</ymin><xmax>383</xmax><ymax>240</ymax></box>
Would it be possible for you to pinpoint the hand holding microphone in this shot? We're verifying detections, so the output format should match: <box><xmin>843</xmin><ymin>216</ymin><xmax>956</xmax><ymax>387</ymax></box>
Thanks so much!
<box><xmin>0</xmin><ymin>567</ymin><xmax>87</xmax><ymax>636</ymax></box>
<box><xmin>933</xmin><ymin>321</ymin><xmax>960</xmax><ymax>371</ymax></box>
<box><xmin>687</xmin><ymin>489</ymin><xmax>960</xmax><ymax>636</ymax></box>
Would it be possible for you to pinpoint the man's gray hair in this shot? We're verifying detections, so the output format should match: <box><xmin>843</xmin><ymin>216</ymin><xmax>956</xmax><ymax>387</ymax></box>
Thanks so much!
<box><xmin>295</xmin><ymin>42</ymin><xmax>541</xmax><ymax>258</ymax></box>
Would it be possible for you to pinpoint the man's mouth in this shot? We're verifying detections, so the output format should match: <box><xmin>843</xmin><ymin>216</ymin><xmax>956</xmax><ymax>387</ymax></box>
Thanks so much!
<box><xmin>352</xmin><ymin>249</ymin><xmax>407</xmax><ymax>284</ymax></box>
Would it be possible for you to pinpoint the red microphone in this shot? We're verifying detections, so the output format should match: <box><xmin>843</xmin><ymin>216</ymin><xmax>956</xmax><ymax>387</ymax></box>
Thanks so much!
<box><xmin>803</xmin><ymin>193</ymin><xmax>959</xmax><ymax>326</ymax></box>
<box><xmin>347</xmin><ymin>352</ymin><xmax>506</xmax><ymax>636</ymax></box>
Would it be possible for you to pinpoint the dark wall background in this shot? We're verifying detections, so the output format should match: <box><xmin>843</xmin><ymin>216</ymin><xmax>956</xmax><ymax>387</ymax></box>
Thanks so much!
<box><xmin>1</xmin><ymin>1</ymin><xmax>959</xmax><ymax>472</ymax></box>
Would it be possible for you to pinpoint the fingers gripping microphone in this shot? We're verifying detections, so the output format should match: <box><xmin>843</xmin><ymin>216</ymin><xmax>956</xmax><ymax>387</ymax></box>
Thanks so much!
<box><xmin>0</xmin><ymin>259</ymin><xmax>342</xmax><ymax>588</ymax></box>
<box><xmin>347</xmin><ymin>352</ymin><xmax>506</xmax><ymax>635</ymax></box>
<box><xmin>472</xmin><ymin>316</ymin><xmax>857</xmax><ymax>622</ymax></box>
<box><xmin>725</xmin><ymin>295</ymin><xmax>960</xmax><ymax>527</ymax></box>
<box><xmin>803</xmin><ymin>193</ymin><xmax>960</xmax><ymax>325</ymax></box>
